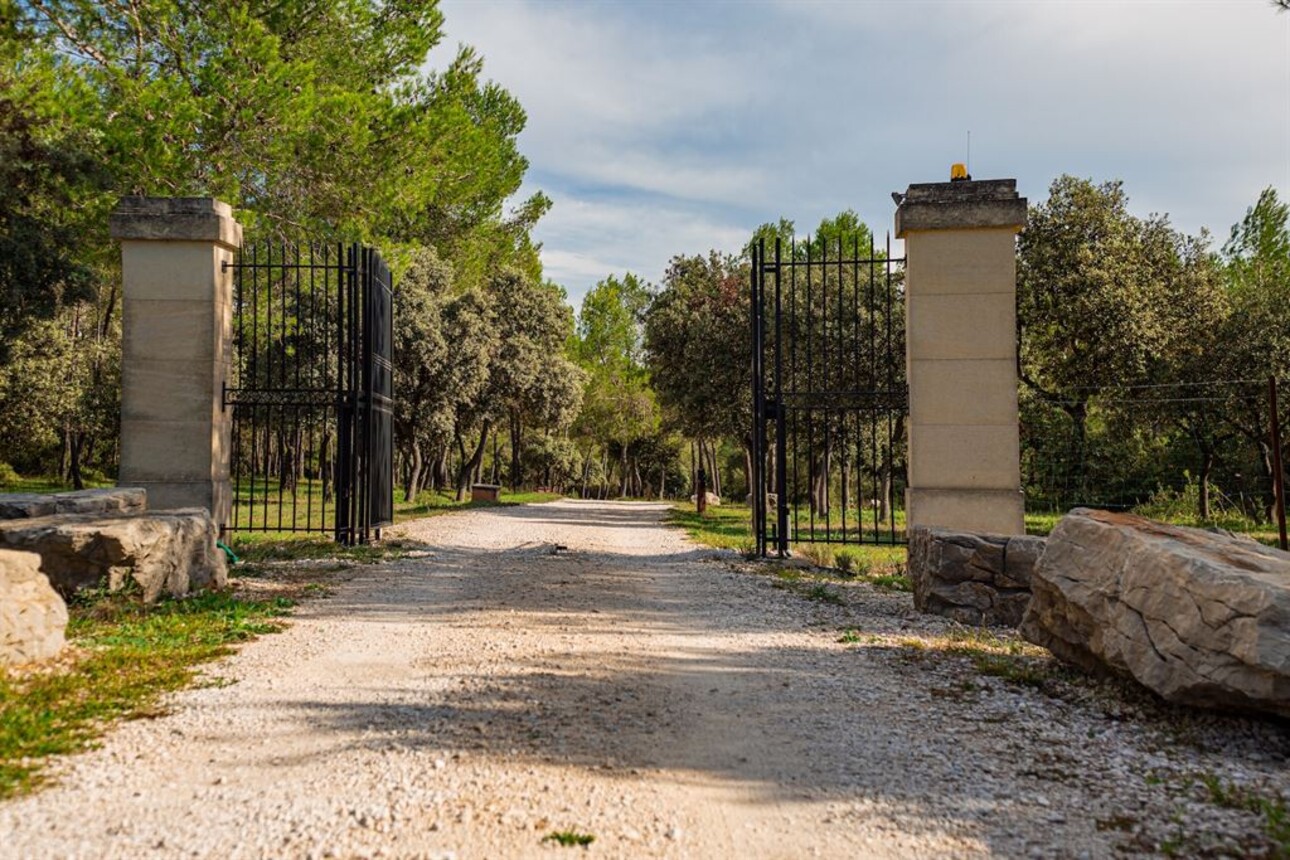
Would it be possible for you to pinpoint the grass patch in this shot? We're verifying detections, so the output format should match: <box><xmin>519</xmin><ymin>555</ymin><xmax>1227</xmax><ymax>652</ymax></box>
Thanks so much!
<box><xmin>900</xmin><ymin>626</ymin><xmax>1057</xmax><ymax>688</ymax></box>
<box><xmin>666</xmin><ymin>503</ymin><xmax>756</xmax><ymax>551</ymax></box>
<box><xmin>228</xmin><ymin>533</ymin><xmax>405</xmax><ymax>564</ymax></box>
<box><xmin>542</xmin><ymin>830</ymin><xmax>595</xmax><ymax>847</ymax></box>
<box><xmin>0</xmin><ymin>475</ymin><xmax>115</xmax><ymax>494</ymax></box>
<box><xmin>869</xmin><ymin>571</ymin><xmax>912</xmax><ymax>592</ymax></box>
<box><xmin>1200</xmin><ymin>774</ymin><xmax>1290</xmax><ymax>853</ymax></box>
<box><xmin>0</xmin><ymin>590</ymin><xmax>293</xmax><ymax>800</ymax></box>
<box><xmin>803</xmin><ymin>583</ymin><xmax>845</xmax><ymax>605</ymax></box>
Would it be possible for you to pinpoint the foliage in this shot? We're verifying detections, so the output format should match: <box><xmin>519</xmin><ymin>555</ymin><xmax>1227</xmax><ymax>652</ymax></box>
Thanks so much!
<box><xmin>645</xmin><ymin>252</ymin><xmax>749</xmax><ymax>443</ymax></box>
<box><xmin>2</xmin><ymin>0</ymin><xmax>549</xmax><ymax>484</ymax></box>
<box><xmin>0</xmin><ymin>590</ymin><xmax>293</xmax><ymax>799</ymax></box>
<box><xmin>1019</xmin><ymin>178</ymin><xmax>1288</xmax><ymax>525</ymax></box>
<box><xmin>542</xmin><ymin>830</ymin><xmax>595</xmax><ymax>847</ymax></box>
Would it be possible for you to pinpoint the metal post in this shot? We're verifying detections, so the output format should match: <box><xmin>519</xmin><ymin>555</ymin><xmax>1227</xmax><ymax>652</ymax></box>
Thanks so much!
<box><xmin>749</xmin><ymin>243</ymin><xmax>762</xmax><ymax>554</ymax></box>
<box><xmin>1270</xmin><ymin>376</ymin><xmax>1287</xmax><ymax>552</ymax></box>
<box><xmin>774</xmin><ymin>238</ymin><xmax>789</xmax><ymax>557</ymax></box>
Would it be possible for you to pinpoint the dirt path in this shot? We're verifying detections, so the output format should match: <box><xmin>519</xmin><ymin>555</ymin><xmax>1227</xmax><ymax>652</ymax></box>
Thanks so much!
<box><xmin>3</xmin><ymin>500</ymin><xmax>1287</xmax><ymax>859</ymax></box>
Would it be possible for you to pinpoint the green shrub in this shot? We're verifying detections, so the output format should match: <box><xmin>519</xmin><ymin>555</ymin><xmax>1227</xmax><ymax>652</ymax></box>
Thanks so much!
<box><xmin>0</xmin><ymin>463</ymin><xmax>19</xmax><ymax>487</ymax></box>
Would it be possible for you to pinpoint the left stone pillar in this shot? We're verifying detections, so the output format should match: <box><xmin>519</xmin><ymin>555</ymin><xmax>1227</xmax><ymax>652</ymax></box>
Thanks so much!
<box><xmin>110</xmin><ymin>198</ymin><xmax>242</xmax><ymax>525</ymax></box>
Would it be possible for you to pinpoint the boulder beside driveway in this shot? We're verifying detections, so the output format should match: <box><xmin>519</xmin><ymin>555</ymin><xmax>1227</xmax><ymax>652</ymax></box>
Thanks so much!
<box><xmin>0</xmin><ymin>487</ymin><xmax>147</xmax><ymax>520</ymax></box>
<box><xmin>0</xmin><ymin>508</ymin><xmax>226</xmax><ymax>603</ymax></box>
<box><xmin>0</xmin><ymin>548</ymin><xmax>67</xmax><ymax>666</ymax></box>
<box><xmin>1021</xmin><ymin>508</ymin><xmax>1290</xmax><ymax>717</ymax></box>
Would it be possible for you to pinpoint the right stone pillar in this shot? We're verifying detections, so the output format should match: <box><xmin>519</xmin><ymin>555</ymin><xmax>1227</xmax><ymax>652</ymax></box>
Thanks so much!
<box><xmin>895</xmin><ymin>178</ymin><xmax>1028</xmax><ymax>536</ymax></box>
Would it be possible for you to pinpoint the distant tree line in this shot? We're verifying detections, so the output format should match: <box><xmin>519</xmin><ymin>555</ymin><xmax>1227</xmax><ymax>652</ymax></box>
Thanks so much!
<box><xmin>3</xmin><ymin>1</ymin><xmax>1286</xmax><ymax>522</ymax></box>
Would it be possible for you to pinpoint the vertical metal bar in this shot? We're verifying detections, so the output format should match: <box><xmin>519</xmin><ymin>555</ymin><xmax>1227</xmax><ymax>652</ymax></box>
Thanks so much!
<box><xmin>806</xmin><ymin>236</ymin><xmax>815</xmax><ymax>542</ymax></box>
<box><xmin>265</xmin><ymin>242</ymin><xmax>273</xmax><ymax>390</ymax></box>
<box><xmin>821</xmin><ymin>236</ymin><xmax>831</xmax><ymax>543</ymax></box>
<box><xmin>852</xmin><ymin>233</ymin><xmax>861</xmax><ymax>541</ymax></box>
<box><xmin>885</xmin><ymin>233</ymin><xmax>897</xmax><ymax>544</ymax></box>
<box><xmin>784</xmin><ymin>235</ymin><xmax>794</xmax><ymax>544</ymax></box>
<box><xmin>868</xmin><ymin>234</ymin><xmax>878</xmax><ymax>540</ymax></box>
<box><xmin>838</xmin><ymin>235</ymin><xmax>845</xmax><ymax>543</ymax></box>
<box><xmin>751</xmin><ymin>241</ymin><xmax>764</xmax><ymax>555</ymax></box>
<box><xmin>248</xmin><ymin>246</ymin><xmax>258</xmax><ymax>531</ymax></box>
<box><xmin>1271</xmin><ymin>376</ymin><xmax>1288</xmax><ymax>552</ymax></box>
<box><xmin>774</xmin><ymin>238</ymin><xmax>788</xmax><ymax>557</ymax></box>
<box><xmin>231</xmin><ymin>256</ymin><xmax>244</xmax><ymax>536</ymax></box>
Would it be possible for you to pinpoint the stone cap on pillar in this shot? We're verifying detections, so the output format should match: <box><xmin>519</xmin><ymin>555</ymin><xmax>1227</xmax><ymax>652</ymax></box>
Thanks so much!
<box><xmin>110</xmin><ymin>197</ymin><xmax>243</xmax><ymax>250</ymax></box>
<box><xmin>895</xmin><ymin>179</ymin><xmax>1027</xmax><ymax>237</ymax></box>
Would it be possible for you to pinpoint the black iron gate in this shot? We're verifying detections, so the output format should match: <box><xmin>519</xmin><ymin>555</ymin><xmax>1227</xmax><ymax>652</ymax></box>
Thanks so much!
<box><xmin>221</xmin><ymin>242</ymin><xmax>393</xmax><ymax>544</ymax></box>
<box><xmin>750</xmin><ymin>235</ymin><xmax>908</xmax><ymax>557</ymax></box>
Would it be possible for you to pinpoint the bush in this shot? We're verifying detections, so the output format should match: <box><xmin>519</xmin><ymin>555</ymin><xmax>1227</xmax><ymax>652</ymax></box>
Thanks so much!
<box><xmin>0</xmin><ymin>462</ymin><xmax>19</xmax><ymax>487</ymax></box>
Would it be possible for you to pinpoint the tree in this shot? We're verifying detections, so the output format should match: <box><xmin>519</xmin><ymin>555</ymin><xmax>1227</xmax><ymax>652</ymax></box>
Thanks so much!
<box><xmin>481</xmin><ymin>271</ymin><xmax>584</xmax><ymax>492</ymax></box>
<box><xmin>1019</xmin><ymin>176</ymin><xmax>1233</xmax><ymax>518</ymax></box>
<box><xmin>1215</xmin><ymin>188</ymin><xmax>1290</xmax><ymax>517</ymax></box>
<box><xmin>572</xmin><ymin>274</ymin><xmax>662</xmax><ymax>496</ymax></box>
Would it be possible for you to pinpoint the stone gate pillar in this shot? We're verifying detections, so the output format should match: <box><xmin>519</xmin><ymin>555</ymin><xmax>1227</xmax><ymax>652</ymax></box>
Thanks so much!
<box><xmin>110</xmin><ymin>198</ymin><xmax>242</xmax><ymax>524</ymax></box>
<box><xmin>895</xmin><ymin>178</ymin><xmax>1027</xmax><ymax>535</ymax></box>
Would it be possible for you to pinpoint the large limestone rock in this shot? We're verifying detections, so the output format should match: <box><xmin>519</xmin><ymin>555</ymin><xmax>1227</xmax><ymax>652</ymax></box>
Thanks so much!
<box><xmin>908</xmin><ymin>527</ymin><xmax>1046</xmax><ymax>626</ymax></box>
<box><xmin>0</xmin><ymin>549</ymin><xmax>67</xmax><ymax>665</ymax></box>
<box><xmin>0</xmin><ymin>487</ymin><xmax>147</xmax><ymax>520</ymax></box>
<box><xmin>1021</xmin><ymin>508</ymin><xmax>1290</xmax><ymax>717</ymax></box>
<box><xmin>0</xmin><ymin>509</ymin><xmax>226</xmax><ymax>603</ymax></box>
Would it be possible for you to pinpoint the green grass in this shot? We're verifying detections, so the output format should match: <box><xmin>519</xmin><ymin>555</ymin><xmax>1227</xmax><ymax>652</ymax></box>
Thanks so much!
<box><xmin>0</xmin><ymin>476</ymin><xmax>114</xmax><ymax>494</ymax></box>
<box><xmin>1200</xmin><ymin>774</ymin><xmax>1290</xmax><ymax>855</ymax></box>
<box><xmin>666</xmin><ymin>503</ymin><xmax>758</xmax><ymax>552</ymax></box>
<box><xmin>542</xmin><ymin>830</ymin><xmax>595</xmax><ymax>847</ymax></box>
<box><xmin>0</xmin><ymin>590</ymin><xmax>294</xmax><ymax>799</ymax></box>
<box><xmin>899</xmin><ymin>626</ymin><xmax>1058</xmax><ymax>688</ymax></box>
<box><xmin>227</xmin><ymin>533</ymin><xmax>403</xmax><ymax>564</ymax></box>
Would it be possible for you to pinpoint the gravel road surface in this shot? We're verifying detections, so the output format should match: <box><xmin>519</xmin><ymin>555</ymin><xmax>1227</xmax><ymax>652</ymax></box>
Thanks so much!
<box><xmin>2</xmin><ymin>499</ymin><xmax>1287</xmax><ymax>859</ymax></box>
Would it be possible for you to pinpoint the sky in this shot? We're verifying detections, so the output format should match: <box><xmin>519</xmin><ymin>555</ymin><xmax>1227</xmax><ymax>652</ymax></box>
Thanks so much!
<box><xmin>425</xmin><ymin>0</ymin><xmax>1290</xmax><ymax>307</ymax></box>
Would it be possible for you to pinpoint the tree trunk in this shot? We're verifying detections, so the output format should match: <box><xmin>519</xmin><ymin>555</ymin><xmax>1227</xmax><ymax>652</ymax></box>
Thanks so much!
<box><xmin>68</xmin><ymin>429</ymin><xmax>84</xmax><ymax>491</ymax></box>
<box><xmin>708</xmin><ymin>442</ymin><xmax>721</xmax><ymax>498</ymax></box>
<box><xmin>456</xmin><ymin>420</ymin><xmax>491</xmax><ymax>501</ymax></box>
<box><xmin>619</xmin><ymin>444</ymin><xmax>629</xmax><ymax>497</ymax></box>
<box><xmin>1198</xmin><ymin>447</ymin><xmax>1215</xmax><ymax>521</ymax></box>
<box><xmin>509</xmin><ymin>410</ymin><xmax>522</xmax><ymax>491</ymax></box>
<box><xmin>404</xmin><ymin>442</ymin><xmax>423</xmax><ymax>502</ymax></box>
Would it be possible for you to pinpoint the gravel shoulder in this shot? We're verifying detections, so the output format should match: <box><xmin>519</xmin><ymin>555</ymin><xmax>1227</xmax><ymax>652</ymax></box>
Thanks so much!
<box><xmin>2</xmin><ymin>499</ymin><xmax>1288</xmax><ymax>859</ymax></box>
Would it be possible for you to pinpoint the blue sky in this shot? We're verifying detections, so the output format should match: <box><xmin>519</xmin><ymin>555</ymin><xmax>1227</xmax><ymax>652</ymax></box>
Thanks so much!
<box><xmin>426</xmin><ymin>0</ymin><xmax>1290</xmax><ymax>306</ymax></box>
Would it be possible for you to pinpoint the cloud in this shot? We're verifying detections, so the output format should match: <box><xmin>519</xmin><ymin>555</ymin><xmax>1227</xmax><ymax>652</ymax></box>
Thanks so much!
<box><xmin>428</xmin><ymin>0</ymin><xmax>1290</xmax><ymax>304</ymax></box>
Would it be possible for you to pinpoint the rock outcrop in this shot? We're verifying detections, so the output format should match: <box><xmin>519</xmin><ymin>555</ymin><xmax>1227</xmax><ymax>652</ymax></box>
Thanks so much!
<box><xmin>908</xmin><ymin>527</ymin><xmax>1046</xmax><ymax>626</ymax></box>
<box><xmin>0</xmin><ymin>549</ymin><xmax>67</xmax><ymax>665</ymax></box>
<box><xmin>1021</xmin><ymin>508</ymin><xmax>1290</xmax><ymax>717</ymax></box>
<box><xmin>0</xmin><ymin>487</ymin><xmax>147</xmax><ymax>520</ymax></box>
<box><xmin>0</xmin><ymin>508</ymin><xmax>226</xmax><ymax>602</ymax></box>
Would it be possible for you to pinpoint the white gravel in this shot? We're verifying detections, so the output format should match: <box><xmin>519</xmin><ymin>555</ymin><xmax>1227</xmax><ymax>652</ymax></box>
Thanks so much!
<box><xmin>2</xmin><ymin>499</ymin><xmax>1288</xmax><ymax>858</ymax></box>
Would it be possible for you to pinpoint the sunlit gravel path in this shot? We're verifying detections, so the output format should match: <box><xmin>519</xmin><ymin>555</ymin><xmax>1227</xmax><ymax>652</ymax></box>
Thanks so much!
<box><xmin>2</xmin><ymin>499</ymin><xmax>1287</xmax><ymax>859</ymax></box>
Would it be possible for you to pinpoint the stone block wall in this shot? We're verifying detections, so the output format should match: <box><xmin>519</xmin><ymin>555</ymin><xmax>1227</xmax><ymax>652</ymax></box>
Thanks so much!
<box><xmin>908</xmin><ymin>526</ymin><xmax>1046</xmax><ymax>627</ymax></box>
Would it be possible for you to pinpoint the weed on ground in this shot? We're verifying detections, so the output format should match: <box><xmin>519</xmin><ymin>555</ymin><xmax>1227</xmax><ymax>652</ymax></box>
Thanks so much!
<box><xmin>0</xmin><ymin>591</ymin><xmax>294</xmax><ymax>800</ymax></box>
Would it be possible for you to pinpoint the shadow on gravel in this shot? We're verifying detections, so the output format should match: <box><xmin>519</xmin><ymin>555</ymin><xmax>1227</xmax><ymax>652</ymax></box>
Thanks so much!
<box><xmin>306</xmin><ymin>500</ymin><xmax>1290</xmax><ymax>856</ymax></box>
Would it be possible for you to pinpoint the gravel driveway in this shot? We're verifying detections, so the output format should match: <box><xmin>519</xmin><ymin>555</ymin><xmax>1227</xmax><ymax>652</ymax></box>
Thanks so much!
<box><xmin>3</xmin><ymin>499</ymin><xmax>1288</xmax><ymax>859</ymax></box>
